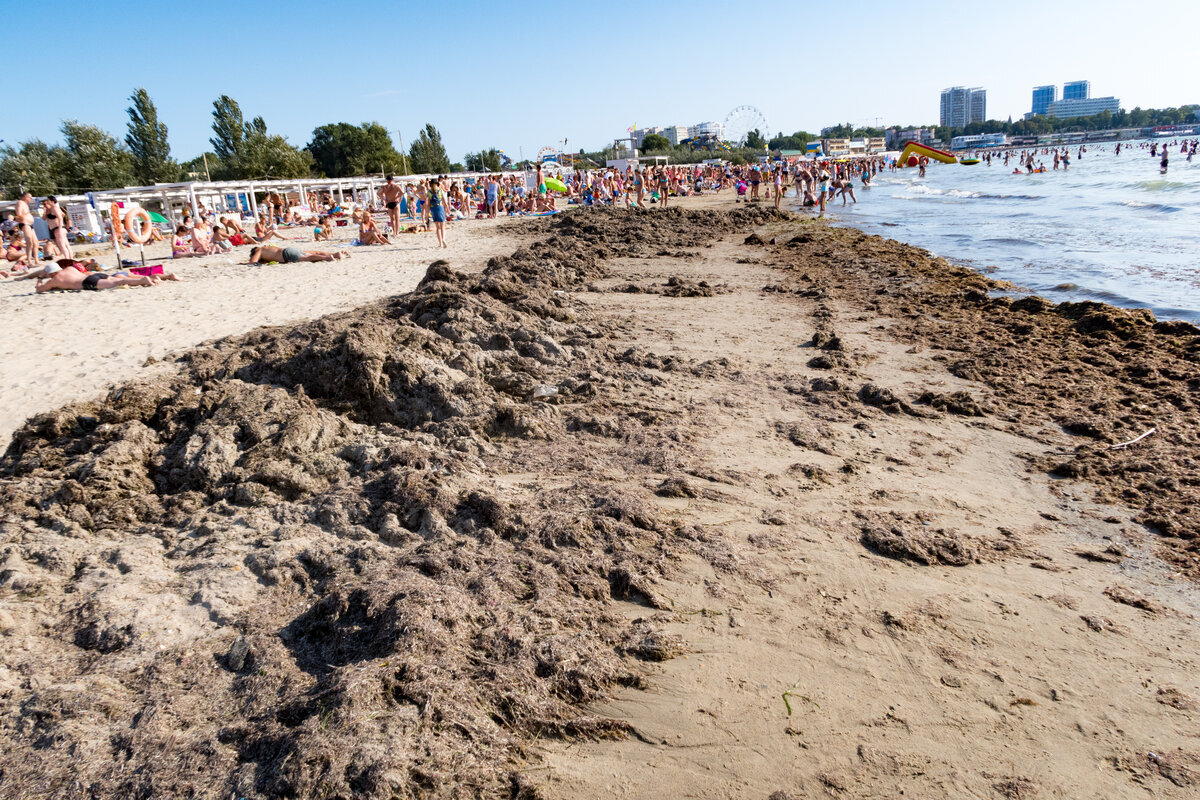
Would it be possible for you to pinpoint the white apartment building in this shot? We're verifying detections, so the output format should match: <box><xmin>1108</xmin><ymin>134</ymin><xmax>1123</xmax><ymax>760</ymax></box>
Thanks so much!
<box><xmin>1046</xmin><ymin>97</ymin><xmax>1120</xmax><ymax>119</ymax></box>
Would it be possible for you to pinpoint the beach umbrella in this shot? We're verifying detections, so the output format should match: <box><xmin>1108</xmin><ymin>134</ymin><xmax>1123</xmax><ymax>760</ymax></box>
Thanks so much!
<box><xmin>544</xmin><ymin>177</ymin><xmax>568</xmax><ymax>193</ymax></box>
<box><xmin>149</xmin><ymin>211</ymin><xmax>170</xmax><ymax>224</ymax></box>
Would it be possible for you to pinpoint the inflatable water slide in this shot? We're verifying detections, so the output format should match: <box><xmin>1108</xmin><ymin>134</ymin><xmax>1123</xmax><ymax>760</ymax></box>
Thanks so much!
<box><xmin>898</xmin><ymin>141</ymin><xmax>959</xmax><ymax>166</ymax></box>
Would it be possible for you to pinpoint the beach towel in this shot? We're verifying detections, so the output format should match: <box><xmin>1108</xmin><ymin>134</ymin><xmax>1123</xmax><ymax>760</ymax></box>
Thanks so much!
<box><xmin>129</xmin><ymin>264</ymin><xmax>164</xmax><ymax>277</ymax></box>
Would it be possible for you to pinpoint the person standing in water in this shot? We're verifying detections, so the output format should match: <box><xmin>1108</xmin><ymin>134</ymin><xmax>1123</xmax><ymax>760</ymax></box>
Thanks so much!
<box><xmin>1160</xmin><ymin>145</ymin><xmax>1169</xmax><ymax>173</ymax></box>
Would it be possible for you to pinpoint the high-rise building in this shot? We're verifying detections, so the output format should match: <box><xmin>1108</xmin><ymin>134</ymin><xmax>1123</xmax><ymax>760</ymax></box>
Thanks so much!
<box><xmin>1063</xmin><ymin>80</ymin><xmax>1091</xmax><ymax>101</ymax></box>
<box><xmin>663</xmin><ymin>126</ymin><xmax>690</xmax><ymax>146</ymax></box>
<box><xmin>630</xmin><ymin>126</ymin><xmax>663</xmax><ymax>147</ymax></box>
<box><xmin>1031</xmin><ymin>85</ymin><xmax>1058</xmax><ymax>116</ymax></box>
<box><xmin>940</xmin><ymin>87</ymin><xmax>986</xmax><ymax>127</ymax></box>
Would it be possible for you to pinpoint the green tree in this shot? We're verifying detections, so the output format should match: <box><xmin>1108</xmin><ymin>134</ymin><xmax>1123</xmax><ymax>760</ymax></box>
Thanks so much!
<box><xmin>307</xmin><ymin>122</ymin><xmax>402</xmax><ymax>177</ymax></box>
<box><xmin>745</xmin><ymin>129</ymin><xmax>767</xmax><ymax>149</ymax></box>
<box><xmin>126</xmin><ymin>88</ymin><xmax>178</xmax><ymax>185</ymax></box>
<box><xmin>0</xmin><ymin>139</ymin><xmax>69</xmax><ymax>198</ymax></box>
<box><xmin>408</xmin><ymin>123</ymin><xmax>451</xmax><ymax>174</ymax></box>
<box><xmin>60</xmin><ymin>120</ymin><xmax>134</xmax><ymax>191</ymax></box>
<box><xmin>180</xmin><ymin>153</ymin><xmax>218</xmax><ymax>181</ymax></box>
<box><xmin>768</xmin><ymin>130</ymin><xmax>815</xmax><ymax>151</ymax></box>
<box><xmin>210</xmin><ymin>95</ymin><xmax>246</xmax><ymax>166</ymax></box>
<box><xmin>464</xmin><ymin>148</ymin><xmax>503</xmax><ymax>171</ymax></box>
<box><xmin>639</xmin><ymin>133</ymin><xmax>671</xmax><ymax>152</ymax></box>
<box><xmin>241</xmin><ymin>130</ymin><xmax>313</xmax><ymax>179</ymax></box>
<box><xmin>209</xmin><ymin>96</ymin><xmax>310</xmax><ymax>179</ymax></box>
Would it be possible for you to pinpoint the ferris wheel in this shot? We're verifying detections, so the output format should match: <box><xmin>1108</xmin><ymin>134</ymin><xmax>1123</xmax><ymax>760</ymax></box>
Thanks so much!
<box><xmin>723</xmin><ymin>105</ymin><xmax>770</xmax><ymax>147</ymax></box>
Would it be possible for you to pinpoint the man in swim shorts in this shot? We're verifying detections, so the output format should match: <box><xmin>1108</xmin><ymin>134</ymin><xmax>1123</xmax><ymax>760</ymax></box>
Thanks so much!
<box><xmin>380</xmin><ymin>176</ymin><xmax>403</xmax><ymax>234</ymax></box>
<box><xmin>34</xmin><ymin>261</ymin><xmax>181</xmax><ymax>293</ymax></box>
<box><xmin>247</xmin><ymin>245</ymin><xmax>349</xmax><ymax>264</ymax></box>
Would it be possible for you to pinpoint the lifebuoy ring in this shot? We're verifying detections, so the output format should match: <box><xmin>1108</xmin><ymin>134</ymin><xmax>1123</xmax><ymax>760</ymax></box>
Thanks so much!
<box><xmin>124</xmin><ymin>208</ymin><xmax>153</xmax><ymax>244</ymax></box>
<box><xmin>109</xmin><ymin>203</ymin><xmax>124</xmax><ymax>242</ymax></box>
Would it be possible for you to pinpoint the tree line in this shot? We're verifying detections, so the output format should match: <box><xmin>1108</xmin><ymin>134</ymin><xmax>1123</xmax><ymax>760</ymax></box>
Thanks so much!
<box><xmin>0</xmin><ymin>90</ymin><xmax>469</xmax><ymax>200</ymax></box>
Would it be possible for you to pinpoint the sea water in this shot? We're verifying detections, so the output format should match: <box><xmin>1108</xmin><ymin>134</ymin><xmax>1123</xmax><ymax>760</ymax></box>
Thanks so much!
<box><xmin>821</xmin><ymin>140</ymin><xmax>1200</xmax><ymax>323</ymax></box>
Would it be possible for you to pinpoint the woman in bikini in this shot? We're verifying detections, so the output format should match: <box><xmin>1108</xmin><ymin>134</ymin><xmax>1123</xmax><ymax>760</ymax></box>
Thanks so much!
<box><xmin>358</xmin><ymin>212</ymin><xmax>390</xmax><ymax>245</ymax></box>
<box><xmin>41</xmin><ymin>196</ymin><xmax>73</xmax><ymax>260</ymax></box>
<box><xmin>172</xmin><ymin>226</ymin><xmax>200</xmax><ymax>258</ymax></box>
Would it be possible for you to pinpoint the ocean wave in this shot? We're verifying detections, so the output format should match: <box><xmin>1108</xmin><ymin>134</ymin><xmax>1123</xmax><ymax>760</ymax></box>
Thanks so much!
<box><xmin>1120</xmin><ymin>200</ymin><xmax>1183</xmax><ymax>213</ymax></box>
<box><xmin>1128</xmin><ymin>180</ymin><xmax>1192</xmax><ymax>191</ymax></box>
<box><xmin>982</xmin><ymin>237</ymin><xmax>1040</xmax><ymax>247</ymax></box>
<box><xmin>892</xmin><ymin>185</ymin><xmax>1043</xmax><ymax>201</ymax></box>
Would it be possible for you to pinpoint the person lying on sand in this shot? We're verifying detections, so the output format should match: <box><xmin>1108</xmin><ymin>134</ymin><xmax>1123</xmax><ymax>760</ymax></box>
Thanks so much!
<box><xmin>247</xmin><ymin>245</ymin><xmax>349</xmax><ymax>264</ymax></box>
<box><xmin>35</xmin><ymin>262</ymin><xmax>180</xmax><ymax>293</ymax></box>
<box><xmin>11</xmin><ymin>257</ymin><xmax>103</xmax><ymax>280</ymax></box>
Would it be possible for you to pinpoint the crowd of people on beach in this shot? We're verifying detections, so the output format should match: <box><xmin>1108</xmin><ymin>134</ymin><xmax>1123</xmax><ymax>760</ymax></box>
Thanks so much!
<box><xmin>7</xmin><ymin>130</ymin><xmax>1195</xmax><ymax>293</ymax></box>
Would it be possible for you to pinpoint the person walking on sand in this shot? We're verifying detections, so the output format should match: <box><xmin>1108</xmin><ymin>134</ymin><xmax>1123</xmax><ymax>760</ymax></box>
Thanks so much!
<box><xmin>247</xmin><ymin>245</ymin><xmax>351</xmax><ymax>264</ymax></box>
<box><xmin>15</xmin><ymin>192</ymin><xmax>41</xmax><ymax>264</ymax></box>
<box><xmin>41</xmin><ymin>196</ymin><xmax>72</xmax><ymax>261</ymax></box>
<box><xmin>380</xmin><ymin>176</ymin><xmax>403</xmax><ymax>234</ymax></box>
<box><xmin>427</xmin><ymin>177</ymin><xmax>448</xmax><ymax>248</ymax></box>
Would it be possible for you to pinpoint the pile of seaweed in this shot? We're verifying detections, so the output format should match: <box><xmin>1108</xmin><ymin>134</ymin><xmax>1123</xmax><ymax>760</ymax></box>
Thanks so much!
<box><xmin>768</xmin><ymin>224</ymin><xmax>1200</xmax><ymax>576</ymax></box>
<box><xmin>0</xmin><ymin>205</ymin><xmax>786</xmax><ymax>799</ymax></box>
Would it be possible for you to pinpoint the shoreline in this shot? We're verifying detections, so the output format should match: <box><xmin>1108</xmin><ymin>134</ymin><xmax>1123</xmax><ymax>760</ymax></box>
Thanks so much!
<box><xmin>2</xmin><ymin>199</ymin><xmax>1198</xmax><ymax>797</ymax></box>
<box><xmin>824</xmin><ymin>206</ymin><xmax>1200</xmax><ymax>325</ymax></box>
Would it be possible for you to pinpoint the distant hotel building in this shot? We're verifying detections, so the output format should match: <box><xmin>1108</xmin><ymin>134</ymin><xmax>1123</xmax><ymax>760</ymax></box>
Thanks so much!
<box><xmin>1063</xmin><ymin>80</ymin><xmax>1090</xmax><ymax>101</ymax></box>
<box><xmin>1027</xmin><ymin>80</ymin><xmax>1119</xmax><ymax>119</ymax></box>
<box><xmin>940</xmin><ymin>87</ymin><xmax>986</xmax><ymax>127</ymax></box>
<box><xmin>1030</xmin><ymin>85</ymin><xmax>1058</xmax><ymax>116</ymax></box>
<box><xmin>631</xmin><ymin>123</ymin><xmax>711</xmax><ymax>147</ymax></box>
<box><xmin>688</xmin><ymin>121</ymin><xmax>725</xmax><ymax>141</ymax></box>
<box><xmin>1046</xmin><ymin>97</ymin><xmax>1120</xmax><ymax>119</ymax></box>
<box><xmin>887</xmin><ymin>127</ymin><xmax>937</xmax><ymax>148</ymax></box>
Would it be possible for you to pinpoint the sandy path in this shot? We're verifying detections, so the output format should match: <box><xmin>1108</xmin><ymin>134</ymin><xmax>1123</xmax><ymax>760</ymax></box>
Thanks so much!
<box><xmin>537</xmin><ymin>217</ymin><xmax>1200</xmax><ymax>798</ymax></box>
<box><xmin>0</xmin><ymin>219</ymin><xmax>515</xmax><ymax>446</ymax></box>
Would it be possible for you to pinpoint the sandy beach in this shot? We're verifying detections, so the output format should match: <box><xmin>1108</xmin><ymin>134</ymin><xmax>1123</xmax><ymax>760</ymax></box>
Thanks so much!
<box><xmin>0</xmin><ymin>218</ymin><xmax>516</xmax><ymax>446</ymax></box>
<box><xmin>1</xmin><ymin>199</ymin><xmax>1198</xmax><ymax>799</ymax></box>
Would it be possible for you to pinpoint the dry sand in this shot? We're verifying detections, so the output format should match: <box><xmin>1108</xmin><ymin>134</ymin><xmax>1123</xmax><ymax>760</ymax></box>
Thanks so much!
<box><xmin>0</xmin><ymin>217</ymin><xmax>515</xmax><ymax>446</ymax></box>
<box><xmin>1</xmin><ymin>198</ymin><xmax>1198</xmax><ymax>799</ymax></box>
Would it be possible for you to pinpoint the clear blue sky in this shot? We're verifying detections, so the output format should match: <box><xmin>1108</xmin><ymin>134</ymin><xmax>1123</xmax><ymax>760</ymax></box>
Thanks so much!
<box><xmin>3</xmin><ymin>0</ymin><xmax>1196</xmax><ymax>163</ymax></box>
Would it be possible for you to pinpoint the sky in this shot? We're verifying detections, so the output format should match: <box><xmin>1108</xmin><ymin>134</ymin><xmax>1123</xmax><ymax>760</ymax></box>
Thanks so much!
<box><xmin>3</xmin><ymin>0</ymin><xmax>1197</xmax><ymax>165</ymax></box>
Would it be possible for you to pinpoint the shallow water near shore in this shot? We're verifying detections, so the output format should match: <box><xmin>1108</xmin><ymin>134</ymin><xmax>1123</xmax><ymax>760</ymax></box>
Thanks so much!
<box><xmin>822</xmin><ymin>139</ymin><xmax>1200</xmax><ymax>322</ymax></box>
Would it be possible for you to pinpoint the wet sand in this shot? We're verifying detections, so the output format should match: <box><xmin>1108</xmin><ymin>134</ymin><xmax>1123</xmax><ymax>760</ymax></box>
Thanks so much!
<box><xmin>1</xmin><ymin>200</ymin><xmax>1197</xmax><ymax>798</ymax></box>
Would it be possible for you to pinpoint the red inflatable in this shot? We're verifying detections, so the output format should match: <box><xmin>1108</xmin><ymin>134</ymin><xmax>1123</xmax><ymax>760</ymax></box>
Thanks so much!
<box><xmin>906</xmin><ymin>155</ymin><xmax>919</xmax><ymax>167</ymax></box>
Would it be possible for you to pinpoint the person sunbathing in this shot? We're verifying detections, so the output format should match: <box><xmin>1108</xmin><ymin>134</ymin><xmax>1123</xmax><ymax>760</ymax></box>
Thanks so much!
<box><xmin>172</xmin><ymin>225</ymin><xmax>202</xmax><ymax>258</ymax></box>
<box><xmin>247</xmin><ymin>245</ymin><xmax>350</xmax><ymax>264</ymax></box>
<box><xmin>35</xmin><ymin>261</ymin><xmax>181</xmax><ymax>293</ymax></box>
<box><xmin>11</xmin><ymin>257</ymin><xmax>103</xmax><ymax>280</ymax></box>
<box><xmin>211</xmin><ymin>225</ymin><xmax>236</xmax><ymax>252</ymax></box>
<box><xmin>358</xmin><ymin>214</ymin><xmax>390</xmax><ymax>245</ymax></box>
<box><xmin>254</xmin><ymin>215</ymin><xmax>285</xmax><ymax>242</ymax></box>
<box><xmin>313</xmin><ymin>216</ymin><xmax>332</xmax><ymax>242</ymax></box>
<box><xmin>5</xmin><ymin>230</ymin><xmax>29</xmax><ymax>272</ymax></box>
<box><xmin>191</xmin><ymin>222</ymin><xmax>217</xmax><ymax>255</ymax></box>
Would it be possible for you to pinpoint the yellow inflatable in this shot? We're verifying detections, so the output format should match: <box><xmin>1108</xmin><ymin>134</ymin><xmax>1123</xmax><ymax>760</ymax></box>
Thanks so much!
<box><xmin>899</xmin><ymin>141</ymin><xmax>959</xmax><ymax>166</ymax></box>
